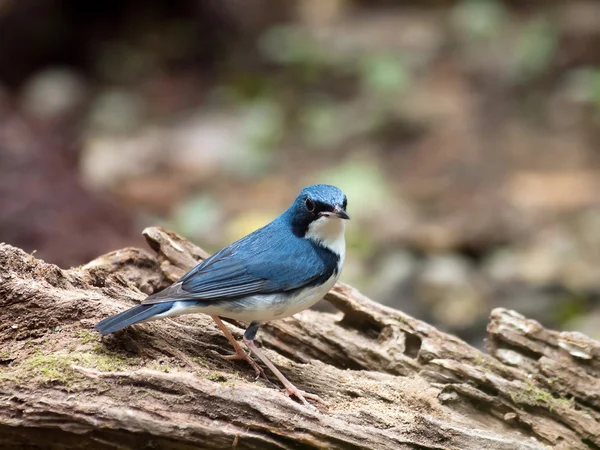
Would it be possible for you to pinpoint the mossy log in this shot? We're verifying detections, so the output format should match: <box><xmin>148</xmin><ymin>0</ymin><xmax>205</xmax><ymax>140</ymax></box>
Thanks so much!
<box><xmin>0</xmin><ymin>227</ymin><xmax>599</xmax><ymax>449</ymax></box>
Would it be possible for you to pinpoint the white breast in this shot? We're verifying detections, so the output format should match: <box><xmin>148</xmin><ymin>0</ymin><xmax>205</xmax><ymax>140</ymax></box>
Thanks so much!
<box><xmin>305</xmin><ymin>215</ymin><xmax>346</xmax><ymax>265</ymax></box>
<box><xmin>268</xmin><ymin>270</ymin><xmax>339</xmax><ymax>319</ymax></box>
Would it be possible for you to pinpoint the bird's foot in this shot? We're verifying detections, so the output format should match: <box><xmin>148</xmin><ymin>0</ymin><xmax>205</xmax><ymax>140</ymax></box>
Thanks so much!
<box><xmin>284</xmin><ymin>386</ymin><xmax>329</xmax><ymax>408</ymax></box>
<box><xmin>217</xmin><ymin>350</ymin><xmax>268</xmax><ymax>381</ymax></box>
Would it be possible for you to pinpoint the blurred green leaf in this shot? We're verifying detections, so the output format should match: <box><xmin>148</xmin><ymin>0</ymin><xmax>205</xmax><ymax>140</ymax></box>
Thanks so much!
<box><xmin>86</xmin><ymin>89</ymin><xmax>146</xmax><ymax>133</ymax></box>
<box><xmin>226</xmin><ymin>211</ymin><xmax>275</xmax><ymax>243</ymax></box>
<box><xmin>586</xmin><ymin>69</ymin><xmax>600</xmax><ymax>112</ymax></box>
<box><xmin>243</xmin><ymin>99</ymin><xmax>284</xmax><ymax>153</ymax></box>
<box><xmin>514</xmin><ymin>18</ymin><xmax>557</xmax><ymax>80</ymax></box>
<box><xmin>568</xmin><ymin>68</ymin><xmax>600</xmax><ymax>98</ymax></box>
<box><xmin>452</xmin><ymin>0</ymin><xmax>507</xmax><ymax>39</ymax></box>
<box><xmin>301</xmin><ymin>99</ymin><xmax>341</xmax><ymax>150</ymax></box>
<box><xmin>346</xmin><ymin>226</ymin><xmax>378</xmax><ymax>259</ymax></box>
<box><xmin>219</xmin><ymin>75</ymin><xmax>274</xmax><ymax>103</ymax></box>
<box><xmin>359</xmin><ymin>54</ymin><xmax>410</xmax><ymax>97</ymax></box>
<box><xmin>222</xmin><ymin>100</ymin><xmax>283</xmax><ymax>178</ymax></box>
<box><xmin>315</xmin><ymin>158</ymin><xmax>394</xmax><ymax>219</ymax></box>
<box><xmin>258</xmin><ymin>26</ymin><xmax>323</xmax><ymax>67</ymax></box>
<box><xmin>170</xmin><ymin>195</ymin><xmax>222</xmax><ymax>240</ymax></box>
<box><xmin>553</xmin><ymin>295</ymin><xmax>587</xmax><ymax>325</ymax></box>
<box><xmin>567</xmin><ymin>67</ymin><xmax>600</xmax><ymax>116</ymax></box>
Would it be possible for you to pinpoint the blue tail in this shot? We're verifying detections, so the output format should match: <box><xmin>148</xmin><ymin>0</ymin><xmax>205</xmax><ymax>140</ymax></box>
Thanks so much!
<box><xmin>95</xmin><ymin>302</ymin><xmax>174</xmax><ymax>335</ymax></box>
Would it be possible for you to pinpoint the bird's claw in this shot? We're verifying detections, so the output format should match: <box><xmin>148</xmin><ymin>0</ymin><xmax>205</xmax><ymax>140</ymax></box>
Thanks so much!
<box><xmin>284</xmin><ymin>387</ymin><xmax>329</xmax><ymax>408</ymax></box>
<box><xmin>215</xmin><ymin>350</ymin><xmax>268</xmax><ymax>381</ymax></box>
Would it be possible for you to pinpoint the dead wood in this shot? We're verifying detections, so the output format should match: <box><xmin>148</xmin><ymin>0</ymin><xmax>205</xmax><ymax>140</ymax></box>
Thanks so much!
<box><xmin>0</xmin><ymin>227</ymin><xmax>598</xmax><ymax>449</ymax></box>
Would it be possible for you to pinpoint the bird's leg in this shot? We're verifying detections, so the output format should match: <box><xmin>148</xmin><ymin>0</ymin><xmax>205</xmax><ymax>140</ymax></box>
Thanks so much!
<box><xmin>243</xmin><ymin>322</ymin><xmax>328</xmax><ymax>408</ymax></box>
<box><xmin>210</xmin><ymin>315</ymin><xmax>267</xmax><ymax>380</ymax></box>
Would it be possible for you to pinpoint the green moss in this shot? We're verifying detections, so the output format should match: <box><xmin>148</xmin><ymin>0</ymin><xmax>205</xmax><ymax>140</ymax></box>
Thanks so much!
<box><xmin>76</xmin><ymin>330</ymin><xmax>98</xmax><ymax>344</ymax></box>
<box><xmin>509</xmin><ymin>381</ymin><xmax>572</xmax><ymax>412</ymax></box>
<box><xmin>0</xmin><ymin>372</ymin><xmax>17</xmax><ymax>382</ymax></box>
<box><xmin>2</xmin><ymin>348</ymin><xmax>141</xmax><ymax>388</ymax></box>
<box><xmin>135</xmin><ymin>389</ymin><xmax>167</xmax><ymax>401</ymax></box>
<box><xmin>86</xmin><ymin>352</ymin><xmax>136</xmax><ymax>372</ymax></box>
<box><xmin>20</xmin><ymin>353</ymin><xmax>82</xmax><ymax>387</ymax></box>
<box><xmin>92</xmin><ymin>343</ymin><xmax>106</xmax><ymax>354</ymax></box>
<box><xmin>206</xmin><ymin>372</ymin><xmax>228</xmax><ymax>383</ymax></box>
<box><xmin>151</xmin><ymin>361</ymin><xmax>172</xmax><ymax>373</ymax></box>
<box><xmin>474</xmin><ymin>354</ymin><xmax>502</xmax><ymax>373</ymax></box>
<box><xmin>546</xmin><ymin>375</ymin><xmax>564</xmax><ymax>387</ymax></box>
<box><xmin>191</xmin><ymin>356</ymin><xmax>210</xmax><ymax>369</ymax></box>
<box><xmin>91</xmin><ymin>344</ymin><xmax>141</xmax><ymax>370</ymax></box>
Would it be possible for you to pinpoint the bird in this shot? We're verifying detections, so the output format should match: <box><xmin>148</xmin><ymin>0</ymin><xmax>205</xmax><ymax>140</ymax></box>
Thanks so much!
<box><xmin>95</xmin><ymin>184</ymin><xmax>349</xmax><ymax>406</ymax></box>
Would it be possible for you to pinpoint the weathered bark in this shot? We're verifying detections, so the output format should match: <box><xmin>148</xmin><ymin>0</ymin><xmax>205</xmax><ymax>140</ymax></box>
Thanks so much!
<box><xmin>0</xmin><ymin>227</ymin><xmax>598</xmax><ymax>449</ymax></box>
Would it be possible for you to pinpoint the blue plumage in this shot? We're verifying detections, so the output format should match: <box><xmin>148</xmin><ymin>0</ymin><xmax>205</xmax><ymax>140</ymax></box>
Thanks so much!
<box><xmin>144</xmin><ymin>217</ymin><xmax>339</xmax><ymax>305</ymax></box>
<box><xmin>95</xmin><ymin>302</ymin><xmax>173</xmax><ymax>335</ymax></box>
<box><xmin>94</xmin><ymin>184</ymin><xmax>349</xmax><ymax>407</ymax></box>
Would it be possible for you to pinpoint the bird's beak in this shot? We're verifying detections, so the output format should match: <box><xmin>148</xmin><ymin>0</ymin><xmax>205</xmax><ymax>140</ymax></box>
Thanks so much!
<box><xmin>332</xmin><ymin>205</ymin><xmax>350</xmax><ymax>220</ymax></box>
<box><xmin>318</xmin><ymin>206</ymin><xmax>350</xmax><ymax>220</ymax></box>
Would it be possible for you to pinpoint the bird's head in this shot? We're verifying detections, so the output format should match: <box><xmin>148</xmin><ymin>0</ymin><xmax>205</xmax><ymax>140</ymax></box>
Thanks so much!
<box><xmin>286</xmin><ymin>184</ymin><xmax>349</xmax><ymax>251</ymax></box>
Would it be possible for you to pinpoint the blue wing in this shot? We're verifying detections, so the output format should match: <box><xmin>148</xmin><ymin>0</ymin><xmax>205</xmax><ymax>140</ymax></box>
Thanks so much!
<box><xmin>142</xmin><ymin>219</ymin><xmax>338</xmax><ymax>305</ymax></box>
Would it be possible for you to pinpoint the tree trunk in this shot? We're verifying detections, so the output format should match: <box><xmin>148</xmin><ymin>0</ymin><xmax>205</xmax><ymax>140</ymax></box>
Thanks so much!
<box><xmin>0</xmin><ymin>227</ymin><xmax>598</xmax><ymax>449</ymax></box>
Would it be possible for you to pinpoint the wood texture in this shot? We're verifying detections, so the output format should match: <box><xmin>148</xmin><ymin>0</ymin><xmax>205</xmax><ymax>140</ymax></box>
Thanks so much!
<box><xmin>0</xmin><ymin>227</ymin><xmax>598</xmax><ymax>449</ymax></box>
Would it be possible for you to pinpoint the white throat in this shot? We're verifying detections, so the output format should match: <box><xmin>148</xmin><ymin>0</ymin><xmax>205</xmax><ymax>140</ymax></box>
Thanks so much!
<box><xmin>305</xmin><ymin>216</ymin><xmax>346</xmax><ymax>259</ymax></box>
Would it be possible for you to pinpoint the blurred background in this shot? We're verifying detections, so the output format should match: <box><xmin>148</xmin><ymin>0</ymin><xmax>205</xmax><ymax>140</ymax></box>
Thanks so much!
<box><xmin>2</xmin><ymin>0</ymin><xmax>600</xmax><ymax>345</ymax></box>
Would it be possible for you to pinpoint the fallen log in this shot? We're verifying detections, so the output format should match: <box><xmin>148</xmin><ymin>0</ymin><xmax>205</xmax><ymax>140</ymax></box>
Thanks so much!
<box><xmin>0</xmin><ymin>227</ymin><xmax>598</xmax><ymax>449</ymax></box>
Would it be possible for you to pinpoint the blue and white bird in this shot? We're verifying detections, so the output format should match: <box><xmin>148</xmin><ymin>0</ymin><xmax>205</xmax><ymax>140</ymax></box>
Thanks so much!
<box><xmin>95</xmin><ymin>184</ymin><xmax>349</xmax><ymax>406</ymax></box>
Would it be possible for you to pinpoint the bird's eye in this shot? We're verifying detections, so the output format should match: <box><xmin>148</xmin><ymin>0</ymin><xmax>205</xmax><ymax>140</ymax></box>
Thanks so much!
<box><xmin>305</xmin><ymin>198</ymin><xmax>315</xmax><ymax>212</ymax></box>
